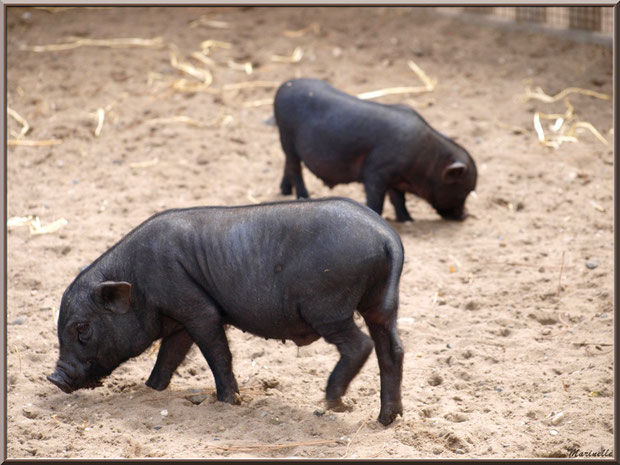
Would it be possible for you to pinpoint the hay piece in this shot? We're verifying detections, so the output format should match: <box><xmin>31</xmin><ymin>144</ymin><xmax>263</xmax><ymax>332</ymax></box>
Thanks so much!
<box><xmin>407</xmin><ymin>59</ymin><xmax>437</xmax><ymax>91</ymax></box>
<box><xmin>200</xmin><ymin>39</ymin><xmax>232</xmax><ymax>55</ymax></box>
<box><xmin>29</xmin><ymin>217</ymin><xmax>68</xmax><ymax>235</ymax></box>
<box><xmin>343</xmin><ymin>416</ymin><xmax>371</xmax><ymax>458</ymax></box>
<box><xmin>282</xmin><ymin>22</ymin><xmax>320</xmax><ymax>37</ymax></box>
<box><xmin>357</xmin><ymin>59</ymin><xmax>436</xmax><ymax>100</ymax></box>
<box><xmin>22</xmin><ymin>36</ymin><xmax>164</xmax><ymax>52</ymax></box>
<box><xmin>524</xmin><ymin>85</ymin><xmax>610</xmax><ymax>103</ymax></box>
<box><xmin>7</xmin><ymin>216</ymin><xmax>34</xmax><ymax>228</ymax></box>
<box><xmin>189</xmin><ymin>16</ymin><xmax>230</xmax><ymax>29</ymax></box>
<box><xmin>227</xmin><ymin>60</ymin><xmax>253</xmax><ymax>75</ymax></box>
<box><xmin>357</xmin><ymin>86</ymin><xmax>433</xmax><ymax>100</ymax></box>
<box><xmin>94</xmin><ymin>108</ymin><xmax>105</xmax><ymax>137</ymax></box>
<box><xmin>190</xmin><ymin>51</ymin><xmax>217</xmax><ymax>67</ymax></box>
<box><xmin>170</xmin><ymin>50</ymin><xmax>213</xmax><ymax>85</ymax></box>
<box><xmin>566</xmin><ymin>121</ymin><xmax>609</xmax><ymax>146</ymax></box>
<box><xmin>7</xmin><ymin>107</ymin><xmax>30</xmax><ymax>139</ymax></box>
<box><xmin>8</xmin><ymin>139</ymin><xmax>62</xmax><ymax>146</ymax></box>
<box><xmin>271</xmin><ymin>47</ymin><xmax>303</xmax><ymax>63</ymax></box>
<box><xmin>241</xmin><ymin>99</ymin><xmax>273</xmax><ymax>108</ymax></box>
<box><xmin>129</xmin><ymin>158</ymin><xmax>159</xmax><ymax>169</ymax></box>
<box><xmin>171</xmin><ymin>79</ymin><xmax>218</xmax><ymax>93</ymax></box>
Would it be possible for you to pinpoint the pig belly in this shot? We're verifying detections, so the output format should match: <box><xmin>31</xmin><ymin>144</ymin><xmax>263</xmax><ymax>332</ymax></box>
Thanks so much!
<box><xmin>302</xmin><ymin>153</ymin><xmax>367</xmax><ymax>188</ymax></box>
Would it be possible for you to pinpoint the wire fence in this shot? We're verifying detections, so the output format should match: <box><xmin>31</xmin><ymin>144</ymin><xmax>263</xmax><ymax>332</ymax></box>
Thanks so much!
<box><xmin>444</xmin><ymin>6</ymin><xmax>613</xmax><ymax>37</ymax></box>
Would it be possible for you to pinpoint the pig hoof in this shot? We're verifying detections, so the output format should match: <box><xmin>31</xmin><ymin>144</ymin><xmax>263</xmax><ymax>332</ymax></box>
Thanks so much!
<box><xmin>145</xmin><ymin>378</ymin><xmax>169</xmax><ymax>391</ymax></box>
<box><xmin>378</xmin><ymin>405</ymin><xmax>403</xmax><ymax>426</ymax></box>
<box><xmin>219</xmin><ymin>391</ymin><xmax>242</xmax><ymax>405</ymax></box>
<box><xmin>326</xmin><ymin>398</ymin><xmax>353</xmax><ymax>413</ymax></box>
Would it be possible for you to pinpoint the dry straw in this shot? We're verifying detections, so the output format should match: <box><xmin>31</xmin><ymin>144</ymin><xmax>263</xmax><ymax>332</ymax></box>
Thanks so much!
<box><xmin>22</xmin><ymin>36</ymin><xmax>165</xmax><ymax>52</ymax></box>
<box><xmin>357</xmin><ymin>59</ymin><xmax>436</xmax><ymax>100</ymax></box>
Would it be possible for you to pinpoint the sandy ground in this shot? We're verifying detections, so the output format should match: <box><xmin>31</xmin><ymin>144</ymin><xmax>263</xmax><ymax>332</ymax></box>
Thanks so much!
<box><xmin>5</xmin><ymin>6</ymin><xmax>614</xmax><ymax>459</ymax></box>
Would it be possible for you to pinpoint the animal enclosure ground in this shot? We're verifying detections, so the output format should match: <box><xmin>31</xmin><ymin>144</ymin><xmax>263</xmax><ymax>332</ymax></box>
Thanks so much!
<box><xmin>5</xmin><ymin>6</ymin><xmax>614</xmax><ymax>459</ymax></box>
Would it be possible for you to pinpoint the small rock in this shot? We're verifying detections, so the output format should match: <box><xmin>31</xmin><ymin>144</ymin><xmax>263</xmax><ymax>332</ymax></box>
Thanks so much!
<box><xmin>585</xmin><ymin>259</ymin><xmax>599</xmax><ymax>269</ymax></box>
<box><xmin>455</xmin><ymin>448</ymin><xmax>465</xmax><ymax>455</ymax></box>
<box><xmin>600</xmin><ymin>313</ymin><xmax>608</xmax><ymax>319</ymax></box>
<box><xmin>328</xmin><ymin>414</ymin><xmax>336</xmax><ymax>421</ymax></box>
<box><xmin>550</xmin><ymin>429</ymin><xmax>558</xmax><ymax>435</ymax></box>
<box><xmin>218</xmin><ymin>425</ymin><xmax>225</xmax><ymax>432</ymax></box>
<box><xmin>185</xmin><ymin>390</ymin><xmax>210</xmax><ymax>405</ymax></box>
<box><xmin>22</xmin><ymin>405</ymin><xmax>38</xmax><ymax>419</ymax></box>
<box><xmin>446</xmin><ymin>343</ymin><xmax>453</xmax><ymax>349</ymax></box>
<box><xmin>313</xmin><ymin>408</ymin><xmax>325</xmax><ymax>417</ymax></box>
<box><xmin>160</xmin><ymin>409</ymin><xmax>168</xmax><ymax>417</ymax></box>
<box><xmin>153</xmin><ymin>426</ymin><xmax>162</xmax><ymax>430</ymax></box>
<box><xmin>10</xmin><ymin>316</ymin><xmax>26</xmax><ymax>325</ymax></box>
<box><xmin>551</xmin><ymin>412</ymin><xmax>565</xmax><ymax>425</ymax></box>
<box><xmin>262</xmin><ymin>378</ymin><xmax>280</xmax><ymax>389</ymax></box>
<box><xmin>495</xmin><ymin>386</ymin><xmax>504</xmax><ymax>392</ymax></box>
<box><xmin>465</xmin><ymin>301</ymin><xmax>478</xmax><ymax>311</ymax></box>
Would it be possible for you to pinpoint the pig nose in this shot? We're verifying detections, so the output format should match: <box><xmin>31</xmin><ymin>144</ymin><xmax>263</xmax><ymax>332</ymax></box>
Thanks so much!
<box><xmin>47</xmin><ymin>371</ymin><xmax>74</xmax><ymax>394</ymax></box>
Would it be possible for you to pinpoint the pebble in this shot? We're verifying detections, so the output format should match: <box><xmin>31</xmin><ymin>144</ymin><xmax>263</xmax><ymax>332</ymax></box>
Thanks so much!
<box><xmin>551</xmin><ymin>412</ymin><xmax>565</xmax><ymax>425</ymax></box>
<box><xmin>160</xmin><ymin>409</ymin><xmax>168</xmax><ymax>417</ymax></box>
<box><xmin>153</xmin><ymin>426</ymin><xmax>162</xmax><ymax>430</ymax></box>
<box><xmin>313</xmin><ymin>408</ymin><xmax>325</xmax><ymax>417</ymax></box>
<box><xmin>495</xmin><ymin>386</ymin><xmax>504</xmax><ymax>392</ymax></box>
<box><xmin>185</xmin><ymin>391</ymin><xmax>210</xmax><ymax>405</ymax></box>
<box><xmin>22</xmin><ymin>404</ymin><xmax>38</xmax><ymax>419</ymax></box>
<box><xmin>600</xmin><ymin>313</ymin><xmax>608</xmax><ymax>319</ymax></box>
<box><xmin>455</xmin><ymin>448</ymin><xmax>465</xmax><ymax>455</ymax></box>
<box><xmin>446</xmin><ymin>343</ymin><xmax>453</xmax><ymax>349</ymax></box>
<box><xmin>10</xmin><ymin>316</ymin><xmax>26</xmax><ymax>325</ymax></box>
<box><xmin>550</xmin><ymin>429</ymin><xmax>558</xmax><ymax>435</ymax></box>
<box><xmin>328</xmin><ymin>414</ymin><xmax>336</xmax><ymax>421</ymax></box>
<box><xmin>585</xmin><ymin>259</ymin><xmax>599</xmax><ymax>269</ymax></box>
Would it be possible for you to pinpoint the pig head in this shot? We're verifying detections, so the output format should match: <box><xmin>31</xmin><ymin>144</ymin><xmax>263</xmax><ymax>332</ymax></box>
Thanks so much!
<box><xmin>47</xmin><ymin>279</ymin><xmax>156</xmax><ymax>393</ymax></box>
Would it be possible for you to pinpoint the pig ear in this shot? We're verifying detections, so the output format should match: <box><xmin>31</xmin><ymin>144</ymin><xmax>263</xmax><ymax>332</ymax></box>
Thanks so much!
<box><xmin>95</xmin><ymin>281</ymin><xmax>132</xmax><ymax>314</ymax></box>
<box><xmin>442</xmin><ymin>161</ymin><xmax>468</xmax><ymax>184</ymax></box>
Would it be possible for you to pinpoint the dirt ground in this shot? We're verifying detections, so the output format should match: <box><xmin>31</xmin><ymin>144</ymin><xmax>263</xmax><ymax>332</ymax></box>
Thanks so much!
<box><xmin>5</xmin><ymin>6</ymin><xmax>614</xmax><ymax>459</ymax></box>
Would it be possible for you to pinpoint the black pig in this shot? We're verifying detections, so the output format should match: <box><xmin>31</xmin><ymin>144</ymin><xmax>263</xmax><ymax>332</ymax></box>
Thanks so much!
<box><xmin>48</xmin><ymin>198</ymin><xmax>405</xmax><ymax>426</ymax></box>
<box><xmin>274</xmin><ymin>78</ymin><xmax>477</xmax><ymax>221</ymax></box>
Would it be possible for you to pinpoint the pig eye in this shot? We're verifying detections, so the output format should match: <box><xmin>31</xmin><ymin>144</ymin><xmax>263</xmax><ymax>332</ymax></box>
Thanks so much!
<box><xmin>76</xmin><ymin>323</ymin><xmax>91</xmax><ymax>343</ymax></box>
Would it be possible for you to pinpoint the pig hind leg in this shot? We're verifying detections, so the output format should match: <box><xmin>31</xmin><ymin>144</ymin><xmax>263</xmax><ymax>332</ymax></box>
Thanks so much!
<box><xmin>146</xmin><ymin>328</ymin><xmax>194</xmax><ymax>391</ymax></box>
<box><xmin>279</xmin><ymin>134</ymin><xmax>309</xmax><ymax>198</ymax></box>
<box><xmin>313</xmin><ymin>318</ymin><xmax>374</xmax><ymax>411</ymax></box>
<box><xmin>362</xmin><ymin>311</ymin><xmax>404</xmax><ymax>426</ymax></box>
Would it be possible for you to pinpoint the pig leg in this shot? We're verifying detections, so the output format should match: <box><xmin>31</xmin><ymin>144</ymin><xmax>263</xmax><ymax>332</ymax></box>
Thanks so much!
<box><xmin>145</xmin><ymin>329</ymin><xmax>194</xmax><ymax>391</ymax></box>
<box><xmin>279</xmin><ymin>134</ymin><xmax>309</xmax><ymax>198</ymax></box>
<box><xmin>387</xmin><ymin>189</ymin><xmax>413</xmax><ymax>222</ymax></box>
<box><xmin>185</xmin><ymin>319</ymin><xmax>240</xmax><ymax>405</ymax></box>
<box><xmin>364</xmin><ymin>317</ymin><xmax>404</xmax><ymax>426</ymax></box>
<box><xmin>363</xmin><ymin>176</ymin><xmax>388</xmax><ymax>216</ymax></box>
<box><xmin>315</xmin><ymin>318</ymin><xmax>374</xmax><ymax>411</ymax></box>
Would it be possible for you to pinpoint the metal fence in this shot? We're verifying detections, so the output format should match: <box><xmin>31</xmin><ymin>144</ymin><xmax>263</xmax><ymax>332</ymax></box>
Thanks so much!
<box><xmin>443</xmin><ymin>6</ymin><xmax>613</xmax><ymax>37</ymax></box>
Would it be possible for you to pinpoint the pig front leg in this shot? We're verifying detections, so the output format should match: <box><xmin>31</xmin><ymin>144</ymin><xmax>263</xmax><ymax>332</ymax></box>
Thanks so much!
<box><xmin>363</xmin><ymin>176</ymin><xmax>388</xmax><ymax>216</ymax></box>
<box><xmin>279</xmin><ymin>133</ymin><xmax>309</xmax><ymax>198</ymax></box>
<box><xmin>184</xmin><ymin>314</ymin><xmax>240</xmax><ymax>405</ymax></box>
<box><xmin>146</xmin><ymin>329</ymin><xmax>194</xmax><ymax>391</ymax></box>
<box><xmin>387</xmin><ymin>189</ymin><xmax>413</xmax><ymax>222</ymax></box>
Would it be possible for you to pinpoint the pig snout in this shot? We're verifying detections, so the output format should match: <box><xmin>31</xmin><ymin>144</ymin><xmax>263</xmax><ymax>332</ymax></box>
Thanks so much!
<box><xmin>437</xmin><ymin>206</ymin><xmax>467</xmax><ymax>221</ymax></box>
<box><xmin>47</xmin><ymin>366</ymin><xmax>75</xmax><ymax>394</ymax></box>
